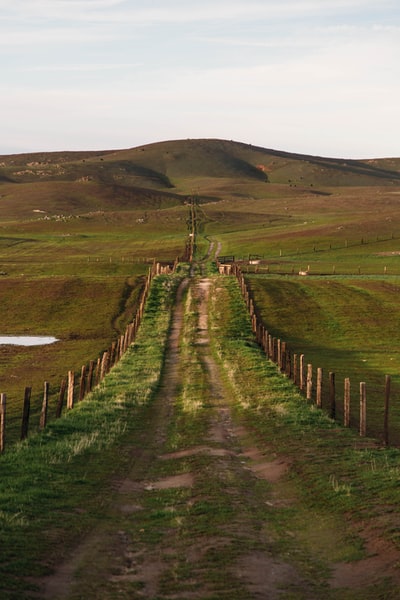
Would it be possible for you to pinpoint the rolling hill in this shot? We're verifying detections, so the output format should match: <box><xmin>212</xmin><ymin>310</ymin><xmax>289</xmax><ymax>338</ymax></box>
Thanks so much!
<box><xmin>0</xmin><ymin>139</ymin><xmax>399</xmax><ymax>221</ymax></box>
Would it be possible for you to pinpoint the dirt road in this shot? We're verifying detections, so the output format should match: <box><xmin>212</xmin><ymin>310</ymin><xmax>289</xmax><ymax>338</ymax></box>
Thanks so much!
<box><xmin>39</xmin><ymin>275</ymin><xmax>400</xmax><ymax>599</ymax></box>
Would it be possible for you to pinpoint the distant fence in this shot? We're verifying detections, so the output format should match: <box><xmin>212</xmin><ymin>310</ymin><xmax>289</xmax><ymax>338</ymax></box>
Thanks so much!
<box><xmin>0</xmin><ymin>259</ymin><xmax>178</xmax><ymax>453</ymax></box>
<box><xmin>217</xmin><ymin>258</ymin><xmax>397</xmax><ymax>446</ymax></box>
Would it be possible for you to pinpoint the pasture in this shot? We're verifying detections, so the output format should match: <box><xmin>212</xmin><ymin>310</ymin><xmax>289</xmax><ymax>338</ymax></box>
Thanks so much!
<box><xmin>1</xmin><ymin>138</ymin><xmax>400</xmax><ymax>446</ymax></box>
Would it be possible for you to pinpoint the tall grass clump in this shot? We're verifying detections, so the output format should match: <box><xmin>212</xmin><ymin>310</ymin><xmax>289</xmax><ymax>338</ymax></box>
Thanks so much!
<box><xmin>0</xmin><ymin>272</ymin><xmax>183</xmax><ymax>599</ymax></box>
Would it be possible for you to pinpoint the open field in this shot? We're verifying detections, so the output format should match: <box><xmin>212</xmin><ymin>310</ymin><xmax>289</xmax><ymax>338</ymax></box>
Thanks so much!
<box><xmin>1</xmin><ymin>138</ymin><xmax>400</xmax><ymax>448</ymax></box>
<box><xmin>245</xmin><ymin>275</ymin><xmax>400</xmax><ymax>444</ymax></box>
<box><xmin>2</xmin><ymin>137</ymin><xmax>400</xmax><ymax>597</ymax></box>
<box><xmin>3</xmin><ymin>274</ymin><xmax>400</xmax><ymax>598</ymax></box>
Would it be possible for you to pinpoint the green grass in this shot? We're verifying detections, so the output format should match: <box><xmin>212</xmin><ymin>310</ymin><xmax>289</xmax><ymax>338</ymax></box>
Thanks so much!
<box><xmin>2</xmin><ymin>271</ymin><xmax>400</xmax><ymax>598</ymax></box>
<box><xmin>165</xmin><ymin>283</ymin><xmax>211</xmax><ymax>451</ymax></box>
<box><xmin>245</xmin><ymin>274</ymin><xmax>400</xmax><ymax>443</ymax></box>
<box><xmin>208</xmin><ymin>276</ymin><xmax>400</xmax><ymax>598</ymax></box>
<box><xmin>1</xmin><ymin>139</ymin><xmax>400</xmax><ymax>448</ymax></box>
<box><xmin>0</xmin><ymin>273</ymin><xmax>147</xmax><ymax>443</ymax></box>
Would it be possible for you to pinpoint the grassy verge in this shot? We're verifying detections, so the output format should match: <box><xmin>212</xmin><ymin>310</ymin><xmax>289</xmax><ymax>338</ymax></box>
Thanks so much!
<box><xmin>0</xmin><ymin>272</ymin><xmax>183</xmax><ymax>600</ymax></box>
<box><xmin>208</xmin><ymin>275</ymin><xmax>400</xmax><ymax>599</ymax></box>
<box><xmin>246</xmin><ymin>274</ymin><xmax>400</xmax><ymax>444</ymax></box>
<box><xmin>1</xmin><ymin>273</ymin><xmax>147</xmax><ymax>445</ymax></box>
<box><xmin>3</xmin><ymin>271</ymin><xmax>400</xmax><ymax>598</ymax></box>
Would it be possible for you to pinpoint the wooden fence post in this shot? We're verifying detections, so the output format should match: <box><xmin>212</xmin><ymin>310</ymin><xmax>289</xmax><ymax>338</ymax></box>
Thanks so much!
<box><xmin>249</xmin><ymin>299</ymin><xmax>254</xmax><ymax>317</ymax></box>
<box><xmin>119</xmin><ymin>334</ymin><xmax>125</xmax><ymax>360</ymax></box>
<box><xmin>251</xmin><ymin>314</ymin><xmax>257</xmax><ymax>335</ymax></box>
<box><xmin>306</xmin><ymin>364</ymin><xmax>313</xmax><ymax>400</ymax></box>
<box><xmin>293</xmin><ymin>353</ymin><xmax>298</xmax><ymax>385</ymax></box>
<box><xmin>281</xmin><ymin>341</ymin><xmax>286</xmax><ymax>372</ymax></box>
<box><xmin>262</xmin><ymin>327</ymin><xmax>267</xmax><ymax>354</ymax></box>
<box><xmin>86</xmin><ymin>360</ymin><xmax>95</xmax><ymax>393</ymax></box>
<box><xmin>0</xmin><ymin>393</ymin><xmax>6</xmax><ymax>453</ymax></box>
<box><xmin>100</xmin><ymin>350</ymin><xmax>110</xmax><ymax>381</ymax></box>
<box><xmin>21</xmin><ymin>387</ymin><xmax>31</xmax><ymax>440</ymax></box>
<box><xmin>268</xmin><ymin>334</ymin><xmax>273</xmax><ymax>359</ymax></box>
<box><xmin>109</xmin><ymin>341</ymin><xmax>116</xmax><ymax>367</ymax></box>
<box><xmin>299</xmin><ymin>354</ymin><xmax>305</xmax><ymax>391</ymax></box>
<box><xmin>95</xmin><ymin>357</ymin><xmax>101</xmax><ymax>385</ymax></box>
<box><xmin>277</xmin><ymin>339</ymin><xmax>282</xmax><ymax>368</ymax></box>
<box><xmin>329</xmin><ymin>372</ymin><xmax>336</xmax><ymax>420</ymax></box>
<box><xmin>55</xmin><ymin>379</ymin><xmax>67</xmax><ymax>418</ymax></box>
<box><xmin>79</xmin><ymin>366</ymin><xmax>86</xmax><ymax>402</ymax></box>
<box><xmin>67</xmin><ymin>371</ymin><xmax>75</xmax><ymax>410</ymax></box>
<box><xmin>316</xmin><ymin>368</ymin><xmax>323</xmax><ymax>408</ymax></box>
<box><xmin>384</xmin><ymin>375</ymin><xmax>391</xmax><ymax>446</ymax></box>
<box><xmin>344</xmin><ymin>378</ymin><xmax>351</xmax><ymax>427</ymax></box>
<box><xmin>286</xmin><ymin>349</ymin><xmax>291</xmax><ymax>378</ymax></box>
<box><xmin>360</xmin><ymin>382</ymin><xmax>367</xmax><ymax>437</ymax></box>
<box><xmin>39</xmin><ymin>381</ymin><xmax>50</xmax><ymax>430</ymax></box>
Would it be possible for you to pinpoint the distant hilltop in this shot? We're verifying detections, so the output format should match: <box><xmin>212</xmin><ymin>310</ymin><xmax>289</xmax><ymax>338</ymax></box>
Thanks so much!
<box><xmin>0</xmin><ymin>139</ymin><xmax>400</xmax><ymax>202</ymax></box>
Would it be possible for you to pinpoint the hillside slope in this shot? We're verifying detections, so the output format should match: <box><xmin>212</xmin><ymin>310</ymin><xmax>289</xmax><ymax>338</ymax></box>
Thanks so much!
<box><xmin>1</xmin><ymin>139</ymin><xmax>399</xmax><ymax>219</ymax></box>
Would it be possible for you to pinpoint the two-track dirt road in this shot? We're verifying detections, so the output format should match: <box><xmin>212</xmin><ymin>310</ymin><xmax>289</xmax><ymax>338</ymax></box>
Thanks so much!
<box><xmin>39</xmin><ymin>274</ymin><xmax>400</xmax><ymax>599</ymax></box>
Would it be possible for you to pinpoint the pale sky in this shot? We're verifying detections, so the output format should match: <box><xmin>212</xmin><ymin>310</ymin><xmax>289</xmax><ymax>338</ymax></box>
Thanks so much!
<box><xmin>1</xmin><ymin>0</ymin><xmax>399</xmax><ymax>158</ymax></box>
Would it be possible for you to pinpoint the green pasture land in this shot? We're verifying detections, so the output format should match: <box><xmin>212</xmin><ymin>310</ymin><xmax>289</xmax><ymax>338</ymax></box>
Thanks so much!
<box><xmin>184</xmin><ymin>163</ymin><xmax>400</xmax><ymax>447</ymax></box>
<box><xmin>245</xmin><ymin>274</ymin><xmax>400</xmax><ymax>444</ymax></box>
<box><xmin>0</xmin><ymin>199</ymin><xmax>188</xmax><ymax>446</ymax></box>
<box><xmin>1</xmin><ymin>137</ymin><xmax>400</xmax><ymax>452</ymax></box>
<box><xmin>0</xmin><ymin>274</ymin><xmax>144</xmax><ymax>444</ymax></box>
<box><xmin>199</xmin><ymin>184</ymin><xmax>400</xmax><ymax>276</ymax></box>
<box><xmin>3</xmin><ymin>273</ymin><xmax>400</xmax><ymax>598</ymax></box>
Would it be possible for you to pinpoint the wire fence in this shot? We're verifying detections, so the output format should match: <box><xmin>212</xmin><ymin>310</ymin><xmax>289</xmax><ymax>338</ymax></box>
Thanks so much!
<box><xmin>217</xmin><ymin>258</ymin><xmax>400</xmax><ymax>446</ymax></box>
<box><xmin>0</xmin><ymin>260</ymin><xmax>178</xmax><ymax>452</ymax></box>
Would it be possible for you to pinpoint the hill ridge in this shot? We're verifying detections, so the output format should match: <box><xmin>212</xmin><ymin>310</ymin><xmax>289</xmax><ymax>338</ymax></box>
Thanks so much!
<box><xmin>0</xmin><ymin>139</ymin><xmax>399</xmax><ymax>220</ymax></box>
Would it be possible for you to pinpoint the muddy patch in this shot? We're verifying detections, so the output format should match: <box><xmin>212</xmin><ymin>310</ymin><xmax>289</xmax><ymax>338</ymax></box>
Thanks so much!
<box><xmin>160</xmin><ymin>446</ymin><xmax>233</xmax><ymax>460</ymax></box>
<box><xmin>145</xmin><ymin>473</ymin><xmax>194</xmax><ymax>490</ymax></box>
<box><xmin>118</xmin><ymin>504</ymin><xmax>144</xmax><ymax>514</ymax></box>
<box><xmin>247</xmin><ymin>456</ymin><xmax>291</xmax><ymax>484</ymax></box>
<box><xmin>40</xmin><ymin>532</ymin><xmax>106</xmax><ymax>600</ymax></box>
<box><xmin>110</xmin><ymin>545</ymin><xmax>166</xmax><ymax>597</ymax></box>
<box><xmin>235</xmin><ymin>552</ymin><xmax>304</xmax><ymax>599</ymax></box>
<box><xmin>160</xmin><ymin>446</ymin><xmax>209</xmax><ymax>460</ymax></box>
<box><xmin>116</xmin><ymin>479</ymin><xmax>143</xmax><ymax>494</ymax></box>
<box><xmin>331</xmin><ymin>523</ymin><xmax>400</xmax><ymax>589</ymax></box>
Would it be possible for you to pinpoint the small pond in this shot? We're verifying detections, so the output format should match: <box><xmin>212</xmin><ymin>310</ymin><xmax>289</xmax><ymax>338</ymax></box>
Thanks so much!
<box><xmin>0</xmin><ymin>336</ymin><xmax>59</xmax><ymax>346</ymax></box>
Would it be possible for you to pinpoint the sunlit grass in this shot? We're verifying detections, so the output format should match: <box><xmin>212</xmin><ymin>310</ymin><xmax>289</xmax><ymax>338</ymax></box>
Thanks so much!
<box><xmin>0</xmin><ymin>272</ymin><xmax>182</xmax><ymax>598</ymax></box>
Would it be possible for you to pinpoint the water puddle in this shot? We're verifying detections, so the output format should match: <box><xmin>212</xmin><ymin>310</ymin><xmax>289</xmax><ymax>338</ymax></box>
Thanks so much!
<box><xmin>0</xmin><ymin>336</ymin><xmax>59</xmax><ymax>346</ymax></box>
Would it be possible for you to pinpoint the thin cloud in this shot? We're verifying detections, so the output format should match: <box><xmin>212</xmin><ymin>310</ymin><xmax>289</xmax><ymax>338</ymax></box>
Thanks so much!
<box><xmin>0</xmin><ymin>27</ymin><xmax>117</xmax><ymax>45</ymax></box>
<box><xmin>1</xmin><ymin>0</ymin><xmax>395</xmax><ymax>24</ymax></box>
<box><xmin>22</xmin><ymin>63</ymin><xmax>142</xmax><ymax>72</ymax></box>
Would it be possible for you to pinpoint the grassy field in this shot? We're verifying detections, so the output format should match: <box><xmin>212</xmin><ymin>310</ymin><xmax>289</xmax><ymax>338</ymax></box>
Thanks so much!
<box><xmin>1</xmin><ymin>137</ymin><xmax>400</xmax><ymax>449</ymax></box>
<box><xmin>0</xmin><ymin>170</ymin><xmax>189</xmax><ymax>444</ymax></box>
<box><xmin>3</xmin><ymin>272</ymin><xmax>400</xmax><ymax>598</ymax></box>
<box><xmin>245</xmin><ymin>275</ymin><xmax>400</xmax><ymax>444</ymax></box>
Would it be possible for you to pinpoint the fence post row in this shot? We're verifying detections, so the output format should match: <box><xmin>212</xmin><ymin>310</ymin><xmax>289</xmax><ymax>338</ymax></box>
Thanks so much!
<box><xmin>224</xmin><ymin>262</ymin><xmax>392</xmax><ymax>445</ymax></box>
<box><xmin>39</xmin><ymin>382</ymin><xmax>50</xmax><ymax>430</ymax></box>
<box><xmin>0</xmin><ymin>394</ymin><xmax>6</xmax><ymax>453</ymax></box>
<box><xmin>384</xmin><ymin>375</ymin><xmax>391</xmax><ymax>446</ymax></box>
<box><xmin>21</xmin><ymin>387</ymin><xmax>32</xmax><ymax>440</ymax></box>
<box><xmin>316</xmin><ymin>368</ymin><xmax>323</xmax><ymax>408</ymax></box>
<box><xmin>344</xmin><ymin>378</ymin><xmax>351</xmax><ymax>428</ymax></box>
<box><xmin>360</xmin><ymin>382</ymin><xmax>367</xmax><ymax>437</ymax></box>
